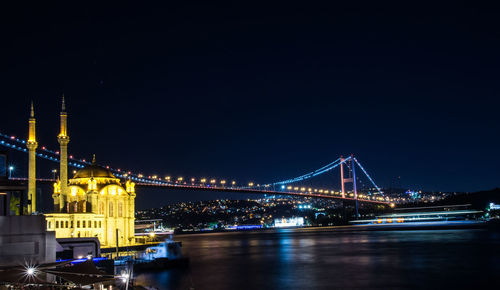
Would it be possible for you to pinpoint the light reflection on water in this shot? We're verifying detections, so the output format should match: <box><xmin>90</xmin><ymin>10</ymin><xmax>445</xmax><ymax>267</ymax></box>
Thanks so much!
<box><xmin>135</xmin><ymin>228</ymin><xmax>500</xmax><ymax>290</ymax></box>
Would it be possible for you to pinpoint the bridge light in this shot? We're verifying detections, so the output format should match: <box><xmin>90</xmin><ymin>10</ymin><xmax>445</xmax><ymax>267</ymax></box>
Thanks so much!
<box><xmin>232</xmin><ymin>181</ymin><xmax>236</xmax><ymax>185</ymax></box>
<box><xmin>191</xmin><ymin>178</ymin><xmax>195</xmax><ymax>182</ymax></box>
<box><xmin>177</xmin><ymin>177</ymin><xmax>183</xmax><ymax>181</ymax></box>
<box><xmin>248</xmin><ymin>182</ymin><xmax>254</xmax><ymax>187</ymax></box>
<box><xmin>210</xmin><ymin>179</ymin><xmax>216</xmax><ymax>184</ymax></box>
<box><xmin>300</xmin><ymin>187</ymin><xmax>305</xmax><ymax>192</ymax></box>
<box><xmin>221</xmin><ymin>180</ymin><xmax>226</xmax><ymax>185</ymax></box>
<box><xmin>165</xmin><ymin>176</ymin><xmax>171</xmax><ymax>181</ymax></box>
<box><xmin>281</xmin><ymin>185</ymin><xmax>285</xmax><ymax>190</ymax></box>
<box><xmin>308</xmin><ymin>188</ymin><xmax>312</xmax><ymax>192</ymax></box>
<box><xmin>294</xmin><ymin>187</ymin><xmax>299</xmax><ymax>191</ymax></box>
<box><xmin>201</xmin><ymin>178</ymin><xmax>207</xmax><ymax>183</ymax></box>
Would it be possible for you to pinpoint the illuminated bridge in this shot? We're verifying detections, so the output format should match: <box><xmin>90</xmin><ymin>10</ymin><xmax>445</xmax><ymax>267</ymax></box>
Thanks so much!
<box><xmin>0</xmin><ymin>132</ymin><xmax>393</xmax><ymax>206</ymax></box>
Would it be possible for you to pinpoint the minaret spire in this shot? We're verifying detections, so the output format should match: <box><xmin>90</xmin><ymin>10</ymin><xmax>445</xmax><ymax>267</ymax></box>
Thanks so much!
<box><xmin>92</xmin><ymin>154</ymin><xmax>96</xmax><ymax>164</ymax></box>
<box><xmin>27</xmin><ymin>101</ymin><xmax>38</xmax><ymax>214</ymax></box>
<box><xmin>61</xmin><ymin>94</ymin><xmax>66</xmax><ymax>112</ymax></box>
<box><xmin>57</xmin><ymin>95</ymin><xmax>70</xmax><ymax>212</ymax></box>
<box><xmin>30</xmin><ymin>100</ymin><xmax>34</xmax><ymax>118</ymax></box>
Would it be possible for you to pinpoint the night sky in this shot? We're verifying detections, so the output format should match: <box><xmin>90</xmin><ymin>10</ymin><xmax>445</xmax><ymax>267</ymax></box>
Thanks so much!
<box><xmin>1</xmin><ymin>2</ymin><xmax>500</xmax><ymax>208</ymax></box>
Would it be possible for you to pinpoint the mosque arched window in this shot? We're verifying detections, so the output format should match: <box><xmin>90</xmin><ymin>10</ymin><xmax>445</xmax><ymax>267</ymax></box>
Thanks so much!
<box><xmin>109</xmin><ymin>202</ymin><xmax>114</xmax><ymax>217</ymax></box>
<box><xmin>99</xmin><ymin>202</ymin><xmax>104</xmax><ymax>215</ymax></box>
<box><xmin>118</xmin><ymin>202</ymin><xmax>123</xmax><ymax>217</ymax></box>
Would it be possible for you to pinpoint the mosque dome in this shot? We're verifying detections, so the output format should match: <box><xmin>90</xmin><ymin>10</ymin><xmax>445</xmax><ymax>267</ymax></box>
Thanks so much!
<box><xmin>72</xmin><ymin>155</ymin><xmax>115</xmax><ymax>179</ymax></box>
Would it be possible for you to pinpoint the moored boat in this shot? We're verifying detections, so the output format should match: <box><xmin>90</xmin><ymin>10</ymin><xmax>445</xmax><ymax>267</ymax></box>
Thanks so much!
<box><xmin>114</xmin><ymin>239</ymin><xmax>189</xmax><ymax>272</ymax></box>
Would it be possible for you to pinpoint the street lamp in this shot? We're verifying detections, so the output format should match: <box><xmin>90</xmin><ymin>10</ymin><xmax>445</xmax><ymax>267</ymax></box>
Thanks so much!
<box><xmin>8</xmin><ymin>166</ymin><xmax>14</xmax><ymax>178</ymax></box>
<box><xmin>23</xmin><ymin>264</ymin><xmax>38</xmax><ymax>281</ymax></box>
<box><xmin>26</xmin><ymin>267</ymin><xmax>35</xmax><ymax>276</ymax></box>
<box><xmin>52</xmin><ymin>169</ymin><xmax>57</xmax><ymax>180</ymax></box>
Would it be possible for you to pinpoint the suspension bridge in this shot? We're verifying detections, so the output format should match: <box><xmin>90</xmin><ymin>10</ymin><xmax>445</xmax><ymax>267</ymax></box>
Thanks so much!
<box><xmin>0</xmin><ymin>132</ymin><xmax>393</xmax><ymax>206</ymax></box>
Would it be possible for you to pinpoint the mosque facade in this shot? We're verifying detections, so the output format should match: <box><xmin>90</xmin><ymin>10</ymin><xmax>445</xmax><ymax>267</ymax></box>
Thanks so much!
<box><xmin>28</xmin><ymin>98</ymin><xmax>136</xmax><ymax>248</ymax></box>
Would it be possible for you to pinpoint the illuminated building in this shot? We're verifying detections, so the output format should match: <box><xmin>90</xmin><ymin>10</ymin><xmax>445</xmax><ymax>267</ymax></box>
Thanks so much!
<box><xmin>274</xmin><ymin>217</ymin><xmax>304</xmax><ymax>227</ymax></box>
<box><xmin>44</xmin><ymin>97</ymin><xmax>136</xmax><ymax>247</ymax></box>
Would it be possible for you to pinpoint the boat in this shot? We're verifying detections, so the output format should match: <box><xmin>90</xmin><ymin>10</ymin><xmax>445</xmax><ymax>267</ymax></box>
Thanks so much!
<box><xmin>115</xmin><ymin>239</ymin><xmax>189</xmax><ymax>272</ymax></box>
<box><xmin>349</xmin><ymin>204</ymin><xmax>486</xmax><ymax>230</ymax></box>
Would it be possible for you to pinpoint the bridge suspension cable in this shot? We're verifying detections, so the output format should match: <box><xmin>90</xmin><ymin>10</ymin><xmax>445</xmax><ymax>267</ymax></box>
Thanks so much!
<box><xmin>0</xmin><ymin>132</ymin><xmax>150</xmax><ymax>182</ymax></box>
<box><xmin>266</xmin><ymin>156</ymin><xmax>354</xmax><ymax>186</ymax></box>
<box><xmin>269</xmin><ymin>158</ymin><xmax>341</xmax><ymax>185</ymax></box>
<box><xmin>0</xmin><ymin>131</ymin><xmax>385</xmax><ymax>197</ymax></box>
<box><xmin>353</xmin><ymin>158</ymin><xmax>383</xmax><ymax>195</ymax></box>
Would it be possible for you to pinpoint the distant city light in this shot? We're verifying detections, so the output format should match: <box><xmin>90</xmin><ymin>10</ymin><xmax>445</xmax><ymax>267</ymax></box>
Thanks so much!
<box><xmin>490</xmin><ymin>203</ymin><xmax>500</xmax><ymax>210</ymax></box>
<box><xmin>274</xmin><ymin>217</ymin><xmax>304</xmax><ymax>228</ymax></box>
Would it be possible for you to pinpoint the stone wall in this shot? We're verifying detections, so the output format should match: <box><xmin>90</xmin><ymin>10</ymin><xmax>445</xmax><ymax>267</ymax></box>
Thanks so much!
<box><xmin>0</xmin><ymin>215</ymin><xmax>56</xmax><ymax>266</ymax></box>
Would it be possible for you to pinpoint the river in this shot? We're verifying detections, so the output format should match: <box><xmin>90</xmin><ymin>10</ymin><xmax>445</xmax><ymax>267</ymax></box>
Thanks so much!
<box><xmin>134</xmin><ymin>227</ymin><xmax>500</xmax><ymax>289</ymax></box>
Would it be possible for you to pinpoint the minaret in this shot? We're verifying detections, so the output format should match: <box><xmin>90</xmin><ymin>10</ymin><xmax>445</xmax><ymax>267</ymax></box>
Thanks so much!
<box><xmin>57</xmin><ymin>95</ymin><xmax>70</xmax><ymax>211</ymax></box>
<box><xmin>27</xmin><ymin>101</ymin><xmax>38</xmax><ymax>214</ymax></box>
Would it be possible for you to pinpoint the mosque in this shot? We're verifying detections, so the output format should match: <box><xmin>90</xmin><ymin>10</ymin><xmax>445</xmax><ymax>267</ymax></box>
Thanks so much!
<box><xmin>27</xmin><ymin>97</ymin><xmax>136</xmax><ymax>248</ymax></box>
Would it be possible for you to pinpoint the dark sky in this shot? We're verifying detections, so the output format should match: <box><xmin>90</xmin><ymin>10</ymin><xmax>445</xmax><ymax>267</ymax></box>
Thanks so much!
<box><xmin>1</xmin><ymin>1</ymin><xmax>500</xmax><ymax>207</ymax></box>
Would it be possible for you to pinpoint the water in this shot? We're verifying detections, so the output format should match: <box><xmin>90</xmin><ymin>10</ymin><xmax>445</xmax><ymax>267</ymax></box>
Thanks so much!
<box><xmin>135</xmin><ymin>227</ymin><xmax>500</xmax><ymax>289</ymax></box>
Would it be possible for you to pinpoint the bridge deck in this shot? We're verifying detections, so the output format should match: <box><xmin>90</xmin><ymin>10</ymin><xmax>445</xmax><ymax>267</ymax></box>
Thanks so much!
<box><xmin>11</xmin><ymin>178</ymin><xmax>390</xmax><ymax>205</ymax></box>
<box><xmin>135</xmin><ymin>183</ymin><xmax>390</xmax><ymax>205</ymax></box>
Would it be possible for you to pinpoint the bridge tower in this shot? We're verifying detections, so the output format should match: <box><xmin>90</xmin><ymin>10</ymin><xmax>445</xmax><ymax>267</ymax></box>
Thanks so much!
<box><xmin>57</xmin><ymin>95</ymin><xmax>69</xmax><ymax>211</ymax></box>
<box><xmin>26</xmin><ymin>101</ymin><xmax>38</xmax><ymax>214</ymax></box>
<box><xmin>340</xmin><ymin>154</ymin><xmax>359</xmax><ymax>217</ymax></box>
